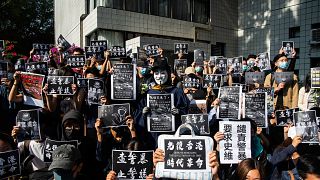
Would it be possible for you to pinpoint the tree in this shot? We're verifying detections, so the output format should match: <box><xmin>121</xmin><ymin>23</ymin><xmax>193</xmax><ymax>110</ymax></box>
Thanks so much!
<box><xmin>0</xmin><ymin>0</ymin><xmax>54</xmax><ymax>56</ymax></box>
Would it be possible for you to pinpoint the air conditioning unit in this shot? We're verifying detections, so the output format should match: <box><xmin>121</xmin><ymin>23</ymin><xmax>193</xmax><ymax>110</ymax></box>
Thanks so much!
<box><xmin>310</xmin><ymin>28</ymin><xmax>320</xmax><ymax>44</ymax></box>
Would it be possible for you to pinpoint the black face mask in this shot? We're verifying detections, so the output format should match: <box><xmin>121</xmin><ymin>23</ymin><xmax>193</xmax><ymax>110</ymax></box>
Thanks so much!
<box><xmin>64</xmin><ymin>128</ymin><xmax>81</xmax><ymax>140</ymax></box>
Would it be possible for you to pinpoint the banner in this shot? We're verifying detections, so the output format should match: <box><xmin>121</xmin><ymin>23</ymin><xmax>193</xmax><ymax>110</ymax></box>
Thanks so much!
<box><xmin>25</xmin><ymin>62</ymin><xmax>48</xmax><ymax>75</ymax></box>
<box><xmin>181</xmin><ymin>114</ymin><xmax>210</xmax><ymax>135</ymax></box>
<box><xmin>0</xmin><ymin>150</ymin><xmax>21</xmax><ymax>179</ymax></box>
<box><xmin>243</xmin><ymin>92</ymin><xmax>268</xmax><ymax>127</ymax></box>
<box><xmin>109</xmin><ymin>46</ymin><xmax>126</xmax><ymax>59</ymax></box>
<box><xmin>217</xmin><ymin>86</ymin><xmax>242</xmax><ymax>119</ymax></box>
<box><xmin>98</xmin><ymin>104</ymin><xmax>130</xmax><ymax>127</ymax></box>
<box><xmin>47</xmin><ymin>76</ymin><xmax>74</xmax><ymax>95</ymax></box>
<box><xmin>66</xmin><ymin>55</ymin><xmax>86</xmax><ymax>68</ymax></box>
<box><xmin>88</xmin><ymin>79</ymin><xmax>104</xmax><ymax>104</ymax></box>
<box><xmin>174</xmin><ymin>43</ymin><xmax>188</xmax><ymax>54</ymax></box>
<box><xmin>293</xmin><ymin>110</ymin><xmax>319</xmax><ymax>143</ymax></box>
<box><xmin>111</xmin><ymin>63</ymin><xmax>136</xmax><ymax>100</ymax></box>
<box><xmin>20</xmin><ymin>72</ymin><xmax>45</xmax><ymax>107</ymax></box>
<box><xmin>16</xmin><ymin>109</ymin><xmax>41</xmax><ymax>141</ymax></box>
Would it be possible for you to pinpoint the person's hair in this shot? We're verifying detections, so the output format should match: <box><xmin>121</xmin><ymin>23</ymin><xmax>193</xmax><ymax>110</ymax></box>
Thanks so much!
<box><xmin>126</xmin><ymin>138</ymin><xmax>142</xmax><ymax>151</ymax></box>
<box><xmin>73</xmin><ymin>47</ymin><xmax>84</xmax><ymax>55</ymax></box>
<box><xmin>84</xmin><ymin>67</ymin><xmax>99</xmax><ymax>77</ymax></box>
<box><xmin>171</xmin><ymin>70</ymin><xmax>181</xmax><ymax>86</ymax></box>
<box><xmin>297</xmin><ymin>154</ymin><xmax>320</xmax><ymax>179</ymax></box>
<box><xmin>0</xmin><ymin>132</ymin><xmax>16</xmax><ymax>150</ymax></box>
<box><xmin>247</xmin><ymin>54</ymin><xmax>257</xmax><ymax>60</ymax></box>
<box><xmin>271</xmin><ymin>53</ymin><xmax>287</xmax><ymax>71</ymax></box>
<box><xmin>304</xmin><ymin>73</ymin><xmax>311</xmax><ymax>93</ymax></box>
<box><xmin>236</xmin><ymin>158</ymin><xmax>262</xmax><ymax>180</ymax></box>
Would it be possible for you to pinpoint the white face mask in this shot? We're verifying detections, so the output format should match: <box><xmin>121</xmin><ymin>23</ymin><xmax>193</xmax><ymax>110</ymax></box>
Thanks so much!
<box><xmin>154</xmin><ymin>70</ymin><xmax>168</xmax><ymax>85</ymax></box>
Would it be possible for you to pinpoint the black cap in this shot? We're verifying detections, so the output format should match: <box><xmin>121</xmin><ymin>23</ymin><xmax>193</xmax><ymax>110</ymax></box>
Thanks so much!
<box><xmin>49</xmin><ymin>144</ymin><xmax>81</xmax><ymax>171</ymax></box>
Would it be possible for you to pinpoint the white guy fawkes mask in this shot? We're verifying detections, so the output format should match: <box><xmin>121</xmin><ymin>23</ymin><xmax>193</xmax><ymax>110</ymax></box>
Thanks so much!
<box><xmin>154</xmin><ymin>69</ymin><xmax>168</xmax><ymax>85</ymax></box>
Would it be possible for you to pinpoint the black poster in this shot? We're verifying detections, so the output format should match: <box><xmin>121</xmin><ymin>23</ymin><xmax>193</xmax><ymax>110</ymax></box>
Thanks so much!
<box><xmin>255</xmin><ymin>88</ymin><xmax>274</xmax><ymax>116</ymax></box>
<box><xmin>174</xmin><ymin>43</ymin><xmax>188</xmax><ymax>54</ymax></box>
<box><xmin>111</xmin><ymin>63</ymin><xmax>136</xmax><ymax>100</ymax></box>
<box><xmin>181</xmin><ymin>114</ymin><xmax>210</xmax><ymax>135</ymax></box>
<box><xmin>203</xmin><ymin>74</ymin><xmax>223</xmax><ymax>89</ymax></box>
<box><xmin>16</xmin><ymin>109</ymin><xmax>41</xmax><ymax>141</ymax></box>
<box><xmin>32</xmin><ymin>43</ymin><xmax>52</xmax><ymax>56</ymax></box>
<box><xmin>227</xmin><ymin>57</ymin><xmax>242</xmax><ymax>74</ymax></box>
<box><xmin>244</xmin><ymin>93</ymin><xmax>268</xmax><ymax>127</ymax></box>
<box><xmin>112</xmin><ymin>150</ymin><xmax>153</xmax><ymax>180</ymax></box>
<box><xmin>98</xmin><ymin>104</ymin><xmax>130</xmax><ymax>127</ymax></box>
<box><xmin>44</xmin><ymin>139</ymin><xmax>78</xmax><ymax>163</ymax></box>
<box><xmin>57</xmin><ymin>34</ymin><xmax>71</xmax><ymax>50</ymax></box>
<box><xmin>88</xmin><ymin>79</ymin><xmax>104</xmax><ymax>105</ymax></box>
<box><xmin>85</xmin><ymin>46</ymin><xmax>105</xmax><ymax>60</ymax></box>
<box><xmin>215</xmin><ymin>58</ymin><xmax>228</xmax><ymax>74</ymax></box>
<box><xmin>48</xmin><ymin>68</ymin><xmax>60</xmax><ymax>76</ymax></box>
<box><xmin>137</xmin><ymin>47</ymin><xmax>148</xmax><ymax>62</ymax></box>
<box><xmin>311</xmin><ymin>67</ymin><xmax>320</xmax><ymax>88</ymax></box>
<box><xmin>194</xmin><ymin>49</ymin><xmax>204</xmax><ymax>66</ymax></box>
<box><xmin>257</xmin><ymin>52</ymin><xmax>270</xmax><ymax>71</ymax></box>
<box><xmin>293</xmin><ymin>110</ymin><xmax>319</xmax><ymax>143</ymax></box>
<box><xmin>189</xmin><ymin>100</ymin><xmax>207</xmax><ymax>114</ymax></box>
<box><xmin>275</xmin><ymin>108</ymin><xmax>296</xmax><ymax>126</ymax></box>
<box><xmin>109</xmin><ymin>46</ymin><xmax>126</xmax><ymax>59</ymax></box>
<box><xmin>245</xmin><ymin>72</ymin><xmax>265</xmax><ymax>85</ymax></box>
<box><xmin>164</xmin><ymin>139</ymin><xmax>206</xmax><ymax>170</ymax></box>
<box><xmin>143</xmin><ymin>44</ymin><xmax>160</xmax><ymax>57</ymax></box>
<box><xmin>174</xmin><ymin>59</ymin><xmax>187</xmax><ymax>76</ymax></box>
<box><xmin>274</xmin><ymin>72</ymin><xmax>294</xmax><ymax>84</ymax></box>
<box><xmin>0</xmin><ymin>61</ymin><xmax>8</xmax><ymax>78</ymax></box>
<box><xmin>0</xmin><ymin>150</ymin><xmax>21</xmax><ymax>179</ymax></box>
<box><xmin>282</xmin><ymin>41</ymin><xmax>294</xmax><ymax>58</ymax></box>
<box><xmin>14</xmin><ymin>59</ymin><xmax>25</xmax><ymax>71</ymax></box>
<box><xmin>183</xmin><ymin>76</ymin><xmax>201</xmax><ymax>89</ymax></box>
<box><xmin>218</xmin><ymin>86</ymin><xmax>241</xmax><ymax>119</ymax></box>
<box><xmin>147</xmin><ymin>94</ymin><xmax>175</xmax><ymax>132</ymax></box>
<box><xmin>66</xmin><ymin>55</ymin><xmax>85</xmax><ymax>68</ymax></box>
<box><xmin>90</xmin><ymin>40</ymin><xmax>108</xmax><ymax>48</ymax></box>
<box><xmin>25</xmin><ymin>62</ymin><xmax>48</xmax><ymax>75</ymax></box>
<box><xmin>77</xmin><ymin>78</ymin><xmax>88</xmax><ymax>89</ymax></box>
<box><xmin>47</xmin><ymin>76</ymin><xmax>74</xmax><ymax>95</ymax></box>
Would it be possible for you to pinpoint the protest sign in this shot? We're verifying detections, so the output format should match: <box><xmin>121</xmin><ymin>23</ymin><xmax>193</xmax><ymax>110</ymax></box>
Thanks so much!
<box><xmin>143</xmin><ymin>44</ymin><xmax>160</xmax><ymax>57</ymax></box>
<box><xmin>84</xmin><ymin>46</ymin><xmax>105</xmax><ymax>60</ymax></box>
<box><xmin>112</xmin><ymin>150</ymin><xmax>153</xmax><ymax>180</ymax></box>
<box><xmin>203</xmin><ymin>74</ymin><xmax>223</xmax><ymax>89</ymax></box>
<box><xmin>44</xmin><ymin>139</ymin><xmax>78</xmax><ymax>163</ymax></box>
<box><xmin>48</xmin><ymin>68</ymin><xmax>60</xmax><ymax>76</ymax></box>
<box><xmin>111</xmin><ymin>63</ymin><xmax>136</xmax><ymax>100</ymax></box>
<box><xmin>16</xmin><ymin>109</ymin><xmax>41</xmax><ymax>141</ymax></box>
<box><xmin>174</xmin><ymin>59</ymin><xmax>187</xmax><ymax>76</ymax></box>
<box><xmin>311</xmin><ymin>67</ymin><xmax>320</xmax><ymax>88</ymax></box>
<box><xmin>0</xmin><ymin>150</ymin><xmax>21</xmax><ymax>179</ymax></box>
<box><xmin>90</xmin><ymin>40</ymin><xmax>107</xmax><ymax>48</ymax></box>
<box><xmin>215</xmin><ymin>58</ymin><xmax>228</xmax><ymax>74</ymax></box>
<box><xmin>57</xmin><ymin>34</ymin><xmax>71</xmax><ymax>50</ymax></box>
<box><xmin>189</xmin><ymin>100</ymin><xmax>207</xmax><ymax>114</ymax></box>
<box><xmin>181</xmin><ymin>114</ymin><xmax>210</xmax><ymax>135</ymax></box>
<box><xmin>183</xmin><ymin>76</ymin><xmax>201</xmax><ymax>89</ymax></box>
<box><xmin>194</xmin><ymin>49</ymin><xmax>204</xmax><ymax>66</ymax></box>
<box><xmin>218</xmin><ymin>86</ymin><xmax>242</xmax><ymax>119</ymax></box>
<box><xmin>47</xmin><ymin>76</ymin><xmax>74</xmax><ymax>95</ymax></box>
<box><xmin>147</xmin><ymin>94</ymin><xmax>175</xmax><ymax>132</ymax></box>
<box><xmin>174</xmin><ymin>43</ymin><xmax>188</xmax><ymax>54</ymax></box>
<box><xmin>109</xmin><ymin>46</ymin><xmax>126</xmax><ymax>59</ymax></box>
<box><xmin>21</xmin><ymin>72</ymin><xmax>45</xmax><ymax>107</ymax></box>
<box><xmin>77</xmin><ymin>78</ymin><xmax>88</xmax><ymax>89</ymax></box>
<box><xmin>282</xmin><ymin>41</ymin><xmax>294</xmax><ymax>58</ymax></box>
<box><xmin>257</xmin><ymin>52</ymin><xmax>271</xmax><ymax>71</ymax></box>
<box><xmin>275</xmin><ymin>108</ymin><xmax>296</xmax><ymax>126</ymax></box>
<box><xmin>227</xmin><ymin>57</ymin><xmax>242</xmax><ymax>74</ymax></box>
<box><xmin>32</xmin><ymin>43</ymin><xmax>52</xmax><ymax>56</ymax></box>
<box><xmin>274</xmin><ymin>72</ymin><xmax>294</xmax><ymax>84</ymax></box>
<box><xmin>245</xmin><ymin>72</ymin><xmax>265</xmax><ymax>85</ymax></box>
<box><xmin>255</xmin><ymin>88</ymin><xmax>274</xmax><ymax>116</ymax></box>
<box><xmin>88</xmin><ymin>79</ymin><xmax>104</xmax><ymax>104</ymax></box>
<box><xmin>243</xmin><ymin>92</ymin><xmax>268</xmax><ymax>127</ymax></box>
<box><xmin>66</xmin><ymin>55</ymin><xmax>85</xmax><ymax>68</ymax></box>
<box><xmin>293</xmin><ymin>110</ymin><xmax>319</xmax><ymax>143</ymax></box>
<box><xmin>98</xmin><ymin>104</ymin><xmax>130</xmax><ymax>127</ymax></box>
<box><xmin>219</xmin><ymin>121</ymin><xmax>251</xmax><ymax>164</ymax></box>
<box><xmin>25</xmin><ymin>62</ymin><xmax>48</xmax><ymax>75</ymax></box>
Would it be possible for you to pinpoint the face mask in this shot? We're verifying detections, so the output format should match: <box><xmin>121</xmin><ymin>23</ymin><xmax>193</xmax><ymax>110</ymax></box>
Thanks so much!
<box><xmin>154</xmin><ymin>70</ymin><xmax>168</xmax><ymax>85</ymax></box>
<box><xmin>195</xmin><ymin>66</ymin><xmax>203</xmax><ymax>73</ymax></box>
<box><xmin>247</xmin><ymin>60</ymin><xmax>254</xmax><ymax>67</ymax></box>
<box><xmin>140</xmin><ymin>68</ymin><xmax>149</xmax><ymax>76</ymax></box>
<box><xmin>96</xmin><ymin>65</ymin><xmax>102</xmax><ymax>70</ymax></box>
<box><xmin>279</xmin><ymin>61</ymin><xmax>289</xmax><ymax>70</ymax></box>
<box><xmin>242</xmin><ymin>65</ymin><xmax>248</xmax><ymax>72</ymax></box>
<box><xmin>64</xmin><ymin>126</ymin><xmax>81</xmax><ymax>140</ymax></box>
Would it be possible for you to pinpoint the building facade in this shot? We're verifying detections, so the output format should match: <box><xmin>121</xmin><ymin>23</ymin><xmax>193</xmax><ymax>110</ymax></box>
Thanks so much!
<box><xmin>55</xmin><ymin>0</ymin><xmax>320</xmax><ymax>80</ymax></box>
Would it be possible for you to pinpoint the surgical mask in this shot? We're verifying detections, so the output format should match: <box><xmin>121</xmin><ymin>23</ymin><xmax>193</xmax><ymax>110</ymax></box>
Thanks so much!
<box><xmin>140</xmin><ymin>67</ymin><xmax>149</xmax><ymax>76</ymax></box>
<box><xmin>279</xmin><ymin>61</ymin><xmax>289</xmax><ymax>70</ymax></box>
<box><xmin>96</xmin><ymin>65</ymin><xmax>102</xmax><ymax>70</ymax></box>
<box><xmin>195</xmin><ymin>66</ymin><xmax>203</xmax><ymax>73</ymax></box>
<box><xmin>242</xmin><ymin>65</ymin><xmax>248</xmax><ymax>72</ymax></box>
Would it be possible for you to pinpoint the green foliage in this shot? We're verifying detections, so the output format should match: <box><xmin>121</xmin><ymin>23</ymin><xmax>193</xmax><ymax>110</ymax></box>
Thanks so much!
<box><xmin>0</xmin><ymin>0</ymin><xmax>54</xmax><ymax>56</ymax></box>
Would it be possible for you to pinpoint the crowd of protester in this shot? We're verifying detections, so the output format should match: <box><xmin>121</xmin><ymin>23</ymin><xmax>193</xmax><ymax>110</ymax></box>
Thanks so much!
<box><xmin>0</xmin><ymin>43</ymin><xmax>320</xmax><ymax>180</ymax></box>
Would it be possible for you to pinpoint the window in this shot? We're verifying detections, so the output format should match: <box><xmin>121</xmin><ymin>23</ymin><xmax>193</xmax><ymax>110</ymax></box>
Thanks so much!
<box><xmin>289</xmin><ymin>26</ymin><xmax>300</xmax><ymax>38</ymax></box>
<box><xmin>103</xmin><ymin>0</ymin><xmax>123</xmax><ymax>9</ymax></box>
<box><xmin>211</xmin><ymin>43</ymin><xmax>225</xmax><ymax>56</ymax></box>
<box><xmin>172</xmin><ymin>0</ymin><xmax>191</xmax><ymax>21</ymax></box>
<box><xmin>150</xmin><ymin>0</ymin><xmax>170</xmax><ymax>17</ymax></box>
<box><xmin>125</xmin><ymin>0</ymin><xmax>149</xmax><ymax>14</ymax></box>
<box><xmin>193</xmin><ymin>0</ymin><xmax>209</xmax><ymax>24</ymax></box>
